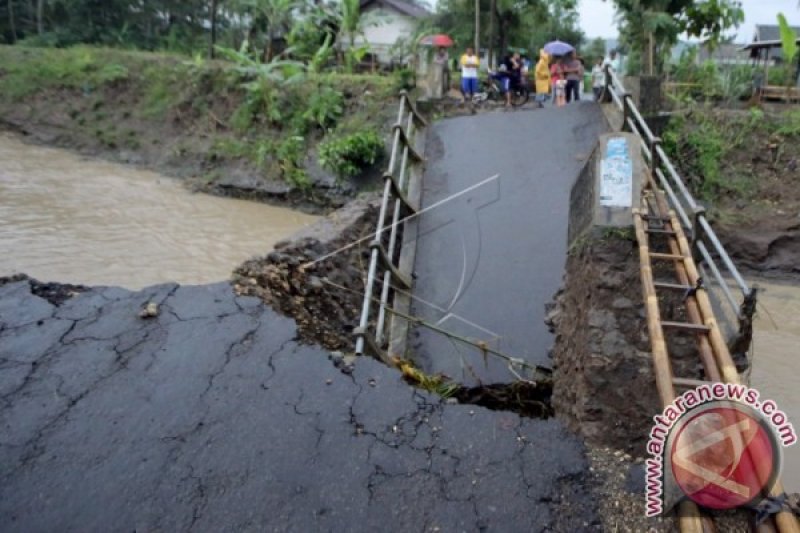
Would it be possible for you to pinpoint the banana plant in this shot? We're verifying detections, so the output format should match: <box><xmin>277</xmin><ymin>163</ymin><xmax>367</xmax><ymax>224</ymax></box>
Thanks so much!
<box><xmin>777</xmin><ymin>12</ymin><xmax>798</xmax><ymax>91</ymax></box>
<box><xmin>237</xmin><ymin>0</ymin><xmax>300</xmax><ymax>62</ymax></box>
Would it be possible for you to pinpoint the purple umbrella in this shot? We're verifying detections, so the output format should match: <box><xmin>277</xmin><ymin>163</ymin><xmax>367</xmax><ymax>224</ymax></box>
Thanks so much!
<box><xmin>543</xmin><ymin>40</ymin><xmax>574</xmax><ymax>56</ymax></box>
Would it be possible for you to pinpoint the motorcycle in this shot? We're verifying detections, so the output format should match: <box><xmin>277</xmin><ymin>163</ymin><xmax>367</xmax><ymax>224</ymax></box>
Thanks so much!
<box><xmin>472</xmin><ymin>71</ymin><xmax>530</xmax><ymax>107</ymax></box>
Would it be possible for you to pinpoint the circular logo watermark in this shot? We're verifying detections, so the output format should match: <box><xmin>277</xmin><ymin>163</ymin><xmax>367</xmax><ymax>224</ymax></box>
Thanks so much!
<box><xmin>670</xmin><ymin>402</ymin><xmax>781</xmax><ymax>510</ymax></box>
<box><xmin>644</xmin><ymin>383</ymin><xmax>795</xmax><ymax>518</ymax></box>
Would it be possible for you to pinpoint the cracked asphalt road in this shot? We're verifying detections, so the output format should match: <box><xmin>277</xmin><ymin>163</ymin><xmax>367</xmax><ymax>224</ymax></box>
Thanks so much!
<box><xmin>411</xmin><ymin>104</ymin><xmax>609</xmax><ymax>384</ymax></box>
<box><xmin>1</xmin><ymin>279</ymin><xmax>599</xmax><ymax>532</ymax></box>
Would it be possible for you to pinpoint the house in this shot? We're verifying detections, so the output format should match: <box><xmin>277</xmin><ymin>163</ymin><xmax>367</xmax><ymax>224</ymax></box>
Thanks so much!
<box><xmin>750</xmin><ymin>24</ymin><xmax>800</xmax><ymax>62</ymax></box>
<box><xmin>355</xmin><ymin>0</ymin><xmax>431</xmax><ymax>65</ymax></box>
<box><xmin>696</xmin><ymin>43</ymin><xmax>749</xmax><ymax>66</ymax></box>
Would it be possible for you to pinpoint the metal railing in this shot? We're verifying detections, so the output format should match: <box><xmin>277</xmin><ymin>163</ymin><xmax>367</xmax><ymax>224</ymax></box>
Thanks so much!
<box><xmin>603</xmin><ymin>68</ymin><xmax>753</xmax><ymax>327</ymax></box>
<box><xmin>354</xmin><ymin>91</ymin><xmax>427</xmax><ymax>362</ymax></box>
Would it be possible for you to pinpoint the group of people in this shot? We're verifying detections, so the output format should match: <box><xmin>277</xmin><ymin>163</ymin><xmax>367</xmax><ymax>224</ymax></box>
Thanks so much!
<box><xmin>457</xmin><ymin>46</ymin><xmax>621</xmax><ymax>107</ymax></box>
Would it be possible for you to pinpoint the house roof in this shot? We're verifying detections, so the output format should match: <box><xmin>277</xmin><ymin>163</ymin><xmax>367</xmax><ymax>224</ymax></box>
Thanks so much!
<box><xmin>359</xmin><ymin>0</ymin><xmax>430</xmax><ymax>19</ymax></box>
<box><xmin>754</xmin><ymin>24</ymin><xmax>800</xmax><ymax>43</ymax></box>
<box><xmin>743</xmin><ymin>38</ymin><xmax>800</xmax><ymax>51</ymax></box>
<box><xmin>698</xmin><ymin>43</ymin><xmax>747</xmax><ymax>62</ymax></box>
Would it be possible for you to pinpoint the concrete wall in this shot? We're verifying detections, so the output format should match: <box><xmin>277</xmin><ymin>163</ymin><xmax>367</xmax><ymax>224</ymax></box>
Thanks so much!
<box><xmin>355</xmin><ymin>7</ymin><xmax>417</xmax><ymax>64</ymax></box>
<box><xmin>567</xmin><ymin>132</ymin><xmax>646</xmax><ymax>247</ymax></box>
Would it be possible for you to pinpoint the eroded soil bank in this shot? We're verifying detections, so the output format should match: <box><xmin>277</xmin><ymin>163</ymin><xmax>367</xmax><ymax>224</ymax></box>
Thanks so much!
<box><xmin>0</xmin><ymin>46</ymin><xmax>399</xmax><ymax>213</ymax></box>
<box><xmin>662</xmin><ymin>107</ymin><xmax>800</xmax><ymax>275</ymax></box>
<box><xmin>546</xmin><ymin>232</ymin><xmax>765</xmax><ymax>532</ymax></box>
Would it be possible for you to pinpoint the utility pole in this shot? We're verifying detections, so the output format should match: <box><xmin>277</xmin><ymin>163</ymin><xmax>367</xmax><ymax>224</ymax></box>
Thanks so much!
<box><xmin>474</xmin><ymin>0</ymin><xmax>479</xmax><ymax>55</ymax></box>
<box><xmin>488</xmin><ymin>0</ymin><xmax>495</xmax><ymax>68</ymax></box>
<box><xmin>209</xmin><ymin>0</ymin><xmax>218</xmax><ymax>59</ymax></box>
<box><xmin>8</xmin><ymin>0</ymin><xmax>17</xmax><ymax>43</ymax></box>
<box><xmin>36</xmin><ymin>0</ymin><xmax>43</xmax><ymax>35</ymax></box>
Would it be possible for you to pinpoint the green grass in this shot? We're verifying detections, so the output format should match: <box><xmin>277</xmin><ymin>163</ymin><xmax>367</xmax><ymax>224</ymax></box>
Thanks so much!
<box><xmin>0</xmin><ymin>45</ymin><xmax>399</xmax><ymax>190</ymax></box>
<box><xmin>0</xmin><ymin>45</ymin><xmax>148</xmax><ymax>99</ymax></box>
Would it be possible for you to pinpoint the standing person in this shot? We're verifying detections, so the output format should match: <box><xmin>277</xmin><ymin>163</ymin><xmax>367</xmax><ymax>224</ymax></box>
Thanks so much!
<box><xmin>562</xmin><ymin>51</ymin><xmax>583</xmax><ymax>103</ymax></box>
<box><xmin>459</xmin><ymin>46</ymin><xmax>480</xmax><ymax>104</ymax></box>
<box><xmin>603</xmin><ymin>49</ymin><xmax>620</xmax><ymax>73</ymax></box>
<box><xmin>591</xmin><ymin>57</ymin><xmax>605</xmax><ymax>100</ymax></box>
<box><xmin>550</xmin><ymin>58</ymin><xmax>564</xmax><ymax>104</ymax></box>
<box><xmin>504</xmin><ymin>51</ymin><xmax>523</xmax><ymax>106</ymax></box>
<box><xmin>534</xmin><ymin>49</ymin><xmax>551</xmax><ymax>108</ymax></box>
<box><xmin>433</xmin><ymin>46</ymin><xmax>450</xmax><ymax>95</ymax></box>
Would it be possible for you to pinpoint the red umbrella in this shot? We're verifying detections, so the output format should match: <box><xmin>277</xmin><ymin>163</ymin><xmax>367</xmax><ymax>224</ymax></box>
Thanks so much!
<box><xmin>419</xmin><ymin>34</ymin><xmax>454</xmax><ymax>47</ymax></box>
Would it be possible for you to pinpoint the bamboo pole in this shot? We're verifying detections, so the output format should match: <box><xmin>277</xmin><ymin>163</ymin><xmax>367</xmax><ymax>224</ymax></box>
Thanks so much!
<box><xmin>633</xmin><ymin>208</ymin><xmax>705</xmax><ymax>533</ymax></box>
<box><xmin>644</xmin><ymin>187</ymin><xmax>721</xmax><ymax>382</ymax></box>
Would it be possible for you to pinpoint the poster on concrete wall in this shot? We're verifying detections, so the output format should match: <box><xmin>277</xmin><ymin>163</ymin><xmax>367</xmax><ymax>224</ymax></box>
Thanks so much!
<box><xmin>600</xmin><ymin>137</ymin><xmax>633</xmax><ymax>207</ymax></box>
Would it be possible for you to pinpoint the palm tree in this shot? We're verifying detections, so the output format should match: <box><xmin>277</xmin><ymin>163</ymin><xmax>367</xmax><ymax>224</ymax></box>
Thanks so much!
<box><xmin>339</xmin><ymin>0</ymin><xmax>362</xmax><ymax>69</ymax></box>
<box><xmin>240</xmin><ymin>0</ymin><xmax>299</xmax><ymax>61</ymax></box>
<box><xmin>340</xmin><ymin>0</ymin><xmax>361</xmax><ymax>49</ymax></box>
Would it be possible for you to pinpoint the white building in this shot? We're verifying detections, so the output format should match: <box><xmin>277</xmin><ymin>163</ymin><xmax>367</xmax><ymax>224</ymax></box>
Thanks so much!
<box><xmin>355</xmin><ymin>0</ymin><xmax>430</xmax><ymax>65</ymax></box>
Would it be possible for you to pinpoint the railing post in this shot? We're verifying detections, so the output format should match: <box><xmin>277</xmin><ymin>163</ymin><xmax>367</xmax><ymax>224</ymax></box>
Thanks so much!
<box><xmin>690</xmin><ymin>206</ymin><xmax>707</xmax><ymax>264</ymax></box>
<box><xmin>622</xmin><ymin>93</ymin><xmax>632</xmax><ymax>131</ymax></box>
<box><xmin>355</xmin><ymin>93</ymin><xmax>407</xmax><ymax>358</ymax></box>
<box><xmin>650</xmin><ymin>136</ymin><xmax>661</xmax><ymax>183</ymax></box>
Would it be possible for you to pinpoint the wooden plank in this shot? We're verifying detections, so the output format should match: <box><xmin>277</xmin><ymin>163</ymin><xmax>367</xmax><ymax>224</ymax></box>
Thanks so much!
<box><xmin>388</xmin><ymin>125</ymin><xmax>426</xmax><ymax>359</ymax></box>
<box><xmin>650</xmin><ymin>252</ymin><xmax>685</xmax><ymax>261</ymax></box>
<box><xmin>661</xmin><ymin>321</ymin><xmax>711</xmax><ymax>332</ymax></box>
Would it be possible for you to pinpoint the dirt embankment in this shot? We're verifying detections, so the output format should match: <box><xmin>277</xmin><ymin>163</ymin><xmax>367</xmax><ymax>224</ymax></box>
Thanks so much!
<box><xmin>662</xmin><ymin>107</ymin><xmax>800</xmax><ymax>276</ymax></box>
<box><xmin>549</xmin><ymin>231</ymin><xmax>752</xmax><ymax>453</ymax></box>
<box><xmin>0</xmin><ymin>46</ymin><xmax>399</xmax><ymax>213</ymax></box>
<box><xmin>232</xmin><ymin>194</ymin><xmax>380</xmax><ymax>349</ymax></box>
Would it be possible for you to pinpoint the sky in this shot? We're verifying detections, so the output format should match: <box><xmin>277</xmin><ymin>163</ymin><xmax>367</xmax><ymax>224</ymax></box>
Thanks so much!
<box><xmin>578</xmin><ymin>0</ymin><xmax>800</xmax><ymax>41</ymax></box>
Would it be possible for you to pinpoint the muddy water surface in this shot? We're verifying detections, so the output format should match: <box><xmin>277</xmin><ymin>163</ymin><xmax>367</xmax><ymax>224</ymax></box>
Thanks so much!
<box><xmin>750</xmin><ymin>279</ymin><xmax>800</xmax><ymax>492</ymax></box>
<box><xmin>0</xmin><ymin>133</ymin><xmax>318</xmax><ymax>289</ymax></box>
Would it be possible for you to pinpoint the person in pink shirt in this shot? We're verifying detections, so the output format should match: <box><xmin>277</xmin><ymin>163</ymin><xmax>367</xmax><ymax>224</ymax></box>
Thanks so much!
<box><xmin>550</xmin><ymin>59</ymin><xmax>565</xmax><ymax>106</ymax></box>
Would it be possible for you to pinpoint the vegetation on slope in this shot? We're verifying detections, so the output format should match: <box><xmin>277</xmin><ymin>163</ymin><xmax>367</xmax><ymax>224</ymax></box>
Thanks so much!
<box><xmin>0</xmin><ymin>45</ymin><xmax>402</xmax><ymax>206</ymax></box>
<box><xmin>662</xmin><ymin>106</ymin><xmax>800</xmax><ymax>216</ymax></box>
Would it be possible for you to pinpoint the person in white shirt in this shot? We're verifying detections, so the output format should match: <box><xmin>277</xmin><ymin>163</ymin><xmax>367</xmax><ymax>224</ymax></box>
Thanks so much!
<box><xmin>459</xmin><ymin>47</ymin><xmax>480</xmax><ymax>101</ymax></box>
<box><xmin>602</xmin><ymin>49</ymin><xmax>621</xmax><ymax>73</ymax></box>
<box><xmin>592</xmin><ymin>57</ymin><xmax>605</xmax><ymax>100</ymax></box>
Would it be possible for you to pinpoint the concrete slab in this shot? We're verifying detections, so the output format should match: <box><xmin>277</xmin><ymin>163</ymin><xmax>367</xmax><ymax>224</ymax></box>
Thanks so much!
<box><xmin>410</xmin><ymin>103</ymin><xmax>609</xmax><ymax>384</ymax></box>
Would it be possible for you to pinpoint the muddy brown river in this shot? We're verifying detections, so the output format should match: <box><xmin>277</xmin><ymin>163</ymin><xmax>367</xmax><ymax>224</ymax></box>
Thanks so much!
<box><xmin>750</xmin><ymin>279</ymin><xmax>800</xmax><ymax>491</ymax></box>
<box><xmin>0</xmin><ymin>133</ymin><xmax>318</xmax><ymax>288</ymax></box>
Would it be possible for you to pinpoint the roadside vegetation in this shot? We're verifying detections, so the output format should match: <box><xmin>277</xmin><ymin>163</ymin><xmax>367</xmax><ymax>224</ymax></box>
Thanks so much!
<box><xmin>662</xmin><ymin>106</ymin><xmax>800</xmax><ymax>227</ymax></box>
<box><xmin>0</xmin><ymin>44</ymin><xmax>399</xmax><ymax>204</ymax></box>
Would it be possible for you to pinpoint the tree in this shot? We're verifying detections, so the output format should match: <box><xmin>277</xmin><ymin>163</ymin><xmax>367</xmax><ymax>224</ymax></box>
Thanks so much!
<box><xmin>209</xmin><ymin>0</ymin><xmax>218</xmax><ymax>58</ymax></box>
<box><xmin>611</xmin><ymin>0</ymin><xmax>744</xmax><ymax>75</ymax></box>
<box><xmin>433</xmin><ymin>0</ymin><xmax>582</xmax><ymax>62</ymax></box>
<box><xmin>584</xmin><ymin>37</ymin><xmax>607</xmax><ymax>63</ymax></box>
<box><xmin>238</xmin><ymin>0</ymin><xmax>299</xmax><ymax>61</ymax></box>
<box><xmin>7</xmin><ymin>0</ymin><xmax>17</xmax><ymax>42</ymax></box>
<box><xmin>526</xmin><ymin>0</ymin><xmax>583</xmax><ymax>53</ymax></box>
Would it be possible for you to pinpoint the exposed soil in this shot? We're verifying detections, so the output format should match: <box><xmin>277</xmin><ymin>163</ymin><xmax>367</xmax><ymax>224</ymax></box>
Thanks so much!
<box><xmin>0</xmin><ymin>273</ymin><xmax>87</xmax><ymax>306</ymax></box>
<box><xmin>548</xmin><ymin>235</ymin><xmax>663</xmax><ymax>454</ymax></box>
<box><xmin>549</xmin><ymin>231</ymin><xmax>754</xmax><ymax>450</ymax></box>
<box><xmin>664</xmin><ymin>108</ymin><xmax>800</xmax><ymax>276</ymax></box>
<box><xmin>232</xmin><ymin>194</ymin><xmax>379</xmax><ymax>349</ymax></box>
<box><xmin>0</xmin><ymin>48</ymin><xmax>398</xmax><ymax>214</ymax></box>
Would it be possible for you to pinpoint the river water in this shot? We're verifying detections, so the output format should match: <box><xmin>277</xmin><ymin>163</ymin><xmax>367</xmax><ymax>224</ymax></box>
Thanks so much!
<box><xmin>749</xmin><ymin>278</ymin><xmax>800</xmax><ymax>492</ymax></box>
<box><xmin>0</xmin><ymin>133</ymin><xmax>318</xmax><ymax>289</ymax></box>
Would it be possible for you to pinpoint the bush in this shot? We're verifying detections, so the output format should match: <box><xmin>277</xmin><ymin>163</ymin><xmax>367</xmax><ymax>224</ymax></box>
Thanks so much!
<box><xmin>302</xmin><ymin>86</ymin><xmax>344</xmax><ymax>132</ymax></box>
<box><xmin>318</xmin><ymin>130</ymin><xmax>383</xmax><ymax>178</ymax></box>
<box><xmin>277</xmin><ymin>135</ymin><xmax>310</xmax><ymax>189</ymax></box>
